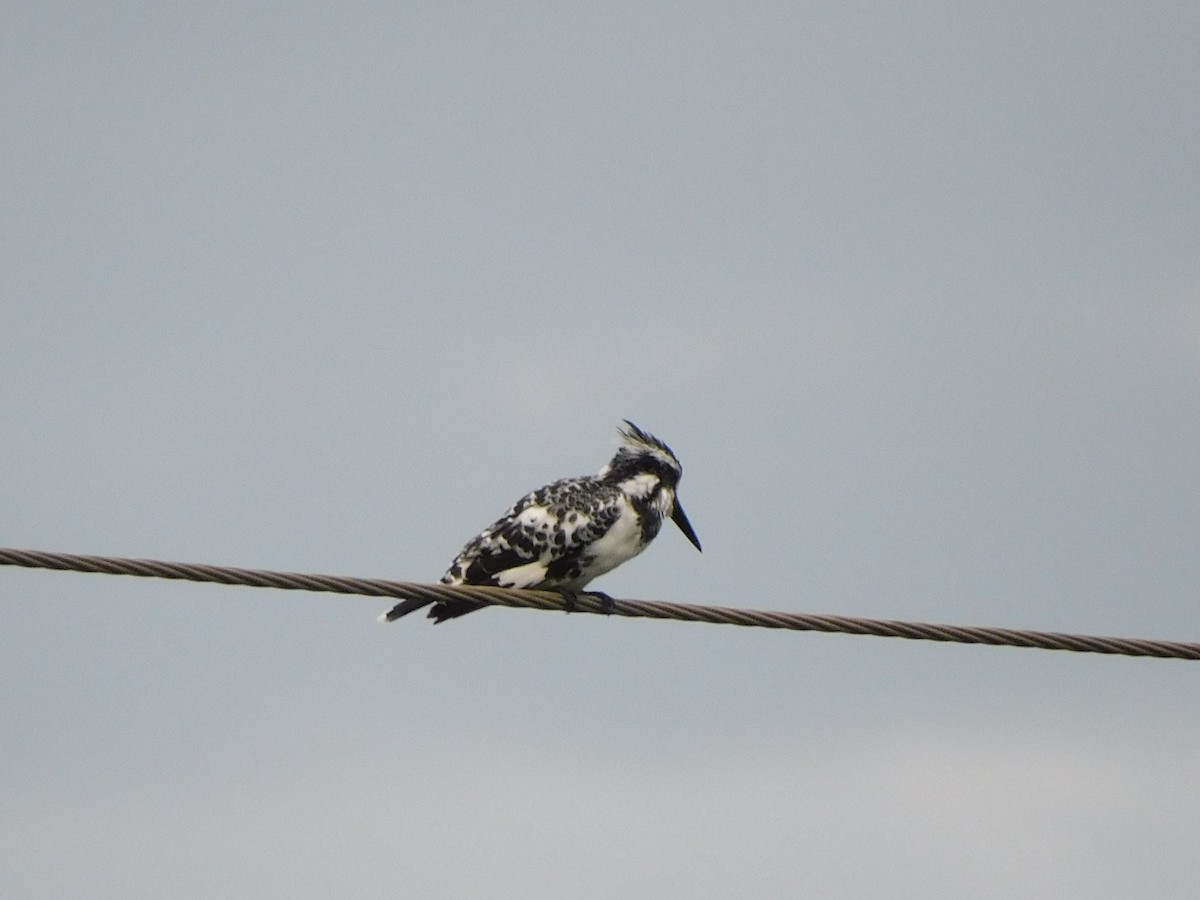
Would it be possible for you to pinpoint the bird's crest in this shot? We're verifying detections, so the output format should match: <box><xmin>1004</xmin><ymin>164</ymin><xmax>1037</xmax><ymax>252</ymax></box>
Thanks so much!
<box><xmin>599</xmin><ymin>420</ymin><xmax>683</xmax><ymax>484</ymax></box>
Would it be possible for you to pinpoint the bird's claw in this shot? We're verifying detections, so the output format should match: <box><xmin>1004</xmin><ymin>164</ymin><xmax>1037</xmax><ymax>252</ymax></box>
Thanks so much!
<box><xmin>559</xmin><ymin>589</ymin><xmax>580</xmax><ymax>613</ymax></box>
<box><xmin>557</xmin><ymin>589</ymin><xmax>617</xmax><ymax>615</ymax></box>
<box><xmin>591</xmin><ymin>591</ymin><xmax>617</xmax><ymax>615</ymax></box>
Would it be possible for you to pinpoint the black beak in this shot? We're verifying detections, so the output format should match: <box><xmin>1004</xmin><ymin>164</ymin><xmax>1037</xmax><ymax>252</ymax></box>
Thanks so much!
<box><xmin>671</xmin><ymin>501</ymin><xmax>702</xmax><ymax>552</ymax></box>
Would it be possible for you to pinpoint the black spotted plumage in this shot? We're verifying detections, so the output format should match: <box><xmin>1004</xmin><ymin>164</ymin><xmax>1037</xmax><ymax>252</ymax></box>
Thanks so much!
<box><xmin>447</xmin><ymin>478</ymin><xmax>623</xmax><ymax>585</ymax></box>
<box><xmin>380</xmin><ymin>421</ymin><xmax>702</xmax><ymax>624</ymax></box>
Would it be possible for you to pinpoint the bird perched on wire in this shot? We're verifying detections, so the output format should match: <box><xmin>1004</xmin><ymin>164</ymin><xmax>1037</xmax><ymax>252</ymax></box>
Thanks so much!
<box><xmin>380</xmin><ymin>420</ymin><xmax>702</xmax><ymax>624</ymax></box>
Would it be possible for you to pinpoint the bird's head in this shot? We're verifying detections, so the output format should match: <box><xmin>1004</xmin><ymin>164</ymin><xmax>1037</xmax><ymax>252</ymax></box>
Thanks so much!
<box><xmin>599</xmin><ymin>420</ymin><xmax>702</xmax><ymax>552</ymax></box>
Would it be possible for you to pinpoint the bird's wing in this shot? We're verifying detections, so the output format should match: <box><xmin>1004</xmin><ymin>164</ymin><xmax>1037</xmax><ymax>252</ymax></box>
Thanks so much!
<box><xmin>443</xmin><ymin>479</ymin><xmax>622</xmax><ymax>588</ymax></box>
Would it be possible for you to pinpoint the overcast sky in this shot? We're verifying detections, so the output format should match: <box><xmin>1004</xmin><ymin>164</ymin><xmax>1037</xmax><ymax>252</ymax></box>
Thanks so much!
<box><xmin>3</xmin><ymin>3</ymin><xmax>1199</xmax><ymax>897</ymax></box>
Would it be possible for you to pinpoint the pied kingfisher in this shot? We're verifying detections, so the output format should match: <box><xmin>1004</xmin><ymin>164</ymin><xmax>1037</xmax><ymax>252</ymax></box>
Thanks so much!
<box><xmin>380</xmin><ymin>420</ymin><xmax>702</xmax><ymax>623</ymax></box>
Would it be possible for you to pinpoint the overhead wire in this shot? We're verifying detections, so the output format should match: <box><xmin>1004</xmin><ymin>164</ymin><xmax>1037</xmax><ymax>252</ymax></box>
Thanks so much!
<box><xmin>2</xmin><ymin>547</ymin><xmax>1197</xmax><ymax>661</ymax></box>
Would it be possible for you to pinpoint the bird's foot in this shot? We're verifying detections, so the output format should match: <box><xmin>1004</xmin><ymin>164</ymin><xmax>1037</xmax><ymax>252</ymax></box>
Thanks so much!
<box><xmin>588</xmin><ymin>590</ymin><xmax>617</xmax><ymax>615</ymax></box>
<box><xmin>556</xmin><ymin>589</ymin><xmax>617</xmax><ymax>615</ymax></box>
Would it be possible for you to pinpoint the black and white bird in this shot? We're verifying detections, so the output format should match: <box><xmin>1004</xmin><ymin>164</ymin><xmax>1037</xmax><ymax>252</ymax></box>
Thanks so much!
<box><xmin>380</xmin><ymin>420</ymin><xmax>702</xmax><ymax>623</ymax></box>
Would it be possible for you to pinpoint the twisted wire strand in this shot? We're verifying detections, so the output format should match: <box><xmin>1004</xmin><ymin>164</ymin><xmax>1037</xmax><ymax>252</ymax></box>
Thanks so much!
<box><xmin>2</xmin><ymin>547</ymin><xmax>1197</xmax><ymax>660</ymax></box>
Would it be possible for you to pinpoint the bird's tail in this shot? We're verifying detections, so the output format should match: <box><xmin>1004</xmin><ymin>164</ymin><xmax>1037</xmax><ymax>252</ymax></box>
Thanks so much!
<box><xmin>426</xmin><ymin>598</ymin><xmax>485</xmax><ymax>623</ymax></box>
<box><xmin>378</xmin><ymin>596</ymin><xmax>487</xmax><ymax>623</ymax></box>
<box><xmin>378</xmin><ymin>597</ymin><xmax>432</xmax><ymax>623</ymax></box>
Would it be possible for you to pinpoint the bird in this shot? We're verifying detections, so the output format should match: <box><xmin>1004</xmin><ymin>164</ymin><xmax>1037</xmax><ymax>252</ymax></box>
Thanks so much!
<box><xmin>380</xmin><ymin>420</ymin><xmax>702</xmax><ymax>623</ymax></box>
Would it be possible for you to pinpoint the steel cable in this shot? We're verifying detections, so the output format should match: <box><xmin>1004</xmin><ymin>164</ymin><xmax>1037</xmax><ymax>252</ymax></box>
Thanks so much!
<box><xmin>2</xmin><ymin>547</ymin><xmax>1197</xmax><ymax>660</ymax></box>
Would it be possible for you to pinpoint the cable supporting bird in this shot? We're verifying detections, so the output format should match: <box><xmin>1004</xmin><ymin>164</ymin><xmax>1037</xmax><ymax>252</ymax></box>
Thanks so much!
<box><xmin>380</xmin><ymin>420</ymin><xmax>702</xmax><ymax>623</ymax></box>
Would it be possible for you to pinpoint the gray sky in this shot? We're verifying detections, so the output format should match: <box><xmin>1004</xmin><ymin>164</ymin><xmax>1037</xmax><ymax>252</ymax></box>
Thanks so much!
<box><xmin>3</xmin><ymin>3</ymin><xmax>1199</xmax><ymax>897</ymax></box>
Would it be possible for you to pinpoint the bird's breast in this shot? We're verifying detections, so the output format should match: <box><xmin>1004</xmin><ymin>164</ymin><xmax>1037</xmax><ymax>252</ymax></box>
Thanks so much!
<box><xmin>575</xmin><ymin>496</ymin><xmax>651</xmax><ymax>583</ymax></box>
